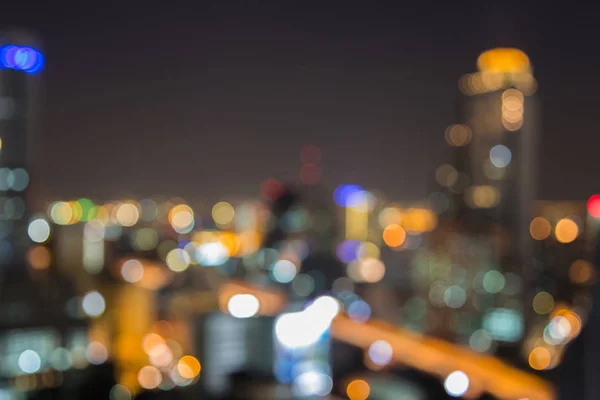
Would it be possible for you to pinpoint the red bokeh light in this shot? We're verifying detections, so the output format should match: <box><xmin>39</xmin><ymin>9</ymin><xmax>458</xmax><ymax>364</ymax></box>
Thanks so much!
<box><xmin>260</xmin><ymin>179</ymin><xmax>284</xmax><ymax>201</ymax></box>
<box><xmin>300</xmin><ymin>145</ymin><xmax>322</xmax><ymax>164</ymax></box>
<box><xmin>299</xmin><ymin>164</ymin><xmax>321</xmax><ymax>185</ymax></box>
<box><xmin>588</xmin><ymin>194</ymin><xmax>600</xmax><ymax>218</ymax></box>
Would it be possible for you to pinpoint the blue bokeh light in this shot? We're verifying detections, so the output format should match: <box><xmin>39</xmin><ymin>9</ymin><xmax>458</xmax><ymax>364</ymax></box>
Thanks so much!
<box><xmin>336</xmin><ymin>240</ymin><xmax>361</xmax><ymax>263</ymax></box>
<box><xmin>0</xmin><ymin>45</ymin><xmax>44</xmax><ymax>74</ymax></box>
<box><xmin>347</xmin><ymin>299</ymin><xmax>371</xmax><ymax>323</ymax></box>
<box><xmin>333</xmin><ymin>184</ymin><xmax>364</xmax><ymax>207</ymax></box>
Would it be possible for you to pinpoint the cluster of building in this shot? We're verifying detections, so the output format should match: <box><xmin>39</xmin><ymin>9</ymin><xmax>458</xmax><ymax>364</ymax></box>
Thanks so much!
<box><xmin>0</xmin><ymin>30</ymin><xmax>597</xmax><ymax>400</ymax></box>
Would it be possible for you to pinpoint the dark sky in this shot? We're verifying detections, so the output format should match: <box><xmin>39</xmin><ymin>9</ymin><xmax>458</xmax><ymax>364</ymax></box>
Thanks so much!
<box><xmin>2</xmin><ymin>2</ymin><xmax>600</xmax><ymax>203</ymax></box>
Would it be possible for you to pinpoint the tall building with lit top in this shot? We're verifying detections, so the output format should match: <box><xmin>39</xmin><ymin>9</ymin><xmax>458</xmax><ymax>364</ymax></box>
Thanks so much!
<box><xmin>0</xmin><ymin>32</ymin><xmax>83</xmax><ymax>394</ymax></box>
<box><xmin>0</xmin><ymin>31</ymin><xmax>44</xmax><ymax>270</ymax></box>
<box><xmin>454</xmin><ymin>48</ymin><xmax>539</xmax><ymax>267</ymax></box>
<box><xmin>425</xmin><ymin>49</ymin><xmax>539</xmax><ymax>347</ymax></box>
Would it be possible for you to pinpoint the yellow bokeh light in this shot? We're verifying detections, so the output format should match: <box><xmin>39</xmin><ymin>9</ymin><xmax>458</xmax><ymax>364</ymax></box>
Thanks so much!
<box><xmin>177</xmin><ymin>356</ymin><xmax>201</xmax><ymax>379</ymax></box>
<box><xmin>357</xmin><ymin>241</ymin><xmax>380</xmax><ymax>260</ymax></box>
<box><xmin>237</xmin><ymin>230</ymin><xmax>261</xmax><ymax>256</ymax></box>
<box><xmin>445</xmin><ymin>124</ymin><xmax>472</xmax><ymax>147</ymax></box>
<box><xmin>503</xmin><ymin>118</ymin><xmax>523</xmax><ymax>132</ymax></box>
<box><xmin>480</xmin><ymin>71</ymin><xmax>505</xmax><ymax>91</ymax></box>
<box><xmin>469</xmin><ymin>73</ymin><xmax>485</xmax><ymax>93</ymax></box>
<box><xmin>382</xmin><ymin>224</ymin><xmax>406</xmax><ymax>248</ymax></box>
<box><xmin>94</xmin><ymin>205</ymin><xmax>111</xmax><ymax>224</ymax></box>
<box><xmin>467</xmin><ymin>185</ymin><xmax>500</xmax><ymax>208</ymax></box>
<box><xmin>377</xmin><ymin>206</ymin><xmax>403</xmax><ymax>229</ymax></box>
<box><xmin>528</xmin><ymin>347</ymin><xmax>551</xmax><ymax>371</ymax></box>
<box><xmin>569</xmin><ymin>259</ymin><xmax>595</xmax><ymax>284</ymax></box>
<box><xmin>169</xmin><ymin>204</ymin><xmax>194</xmax><ymax>232</ymax></box>
<box><xmin>212</xmin><ymin>202</ymin><xmax>235</xmax><ymax>226</ymax></box>
<box><xmin>347</xmin><ymin>379</ymin><xmax>370</xmax><ymax>400</ymax></box>
<box><xmin>502</xmin><ymin>89</ymin><xmax>524</xmax><ymax>131</ymax></box>
<box><xmin>502</xmin><ymin>88</ymin><xmax>524</xmax><ymax>103</ymax></box>
<box><xmin>166</xmin><ymin>249</ymin><xmax>191</xmax><ymax>272</ymax></box>
<box><xmin>116</xmin><ymin>203</ymin><xmax>140</xmax><ymax>227</ymax></box>
<box><xmin>68</xmin><ymin>201</ymin><xmax>83</xmax><ymax>224</ymax></box>
<box><xmin>477</xmin><ymin>48</ymin><xmax>531</xmax><ymax>75</ymax></box>
<box><xmin>50</xmin><ymin>201</ymin><xmax>73</xmax><ymax>225</ymax></box>
<box><xmin>532</xmin><ymin>291</ymin><xmax>554</xmax><ymax>315</ymax></box>
<box><xmin>555</xmin><ymin>218</ymin><xmax>578</xmax><ymax>243</ymax></box>
<box><xmin>218</xmin><ymin>232</ymin><xmax>240</xmax><ymax>256</ymax></box>
<box><xmin>529</xmin><ymin>217</ymin><xmax>551</xmax><ymax>240</ymax></box>
<box><xmin>402</xmin><ymin>208</ymin><xmax>437</xmax><ymax>233</ymax></box>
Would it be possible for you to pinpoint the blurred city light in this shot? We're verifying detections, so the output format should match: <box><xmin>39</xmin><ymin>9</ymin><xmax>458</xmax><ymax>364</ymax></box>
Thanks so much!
<box><xmin>27</xmin><ymin>218</ymin><xmax>50</xmax><ymax>243</ymax></box>
<box><xmin>82</xmin><ymin>291</ymin><xmax>106</xmax><ymax>318</ymax></box>
<box><xmin>444</xmin><ymin>371</ymin><xmax>470</xmax><ymax>397</ymax></box>
<box><xmin>18</xmin><ymin>350</ymin><xmax>41</xmax><ymax>374</ymax></box>
<box><xmin>177</xmin><ymin>356</ymin><xmax>201</xmax><ymax>379</ymax></box>
<box><xmin>588</xmin><ymin>194</ymin><xmax>600</xmax><ymax>218</ymax></box>
<box><xmin>0</xmin><ymin>45</ymin><xmax>44</xmax><ymax>73</ymax></box>
<box><xmin>368</xmin><ymin>340</ymin><xmax>393</xmax><ymax>366</ymax></box>
<box><xmin>347</xmin><ymin>379</ymin><xmax>370</xmax><ymax>400</ymax></box>
<box><xmin>334</xmin><ymin>184</ymin><xmax>364</xmax><ymax>207</ymax></box>
<box><xmin>138</xmin><ymin>366</ymin><xmax>162</xmax><ymax>390</ymax></box>
<box><xmin>227</xmin><ymin>294</ymin><xmax>260</xmax><ymax>318</ymax></box>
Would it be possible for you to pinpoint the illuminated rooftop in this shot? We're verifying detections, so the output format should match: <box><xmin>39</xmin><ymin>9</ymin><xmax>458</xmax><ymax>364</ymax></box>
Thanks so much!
<box><xmin>477</xmin><ymin>48</ymin><xmax>531</xmax><ymax>75</ymax></box>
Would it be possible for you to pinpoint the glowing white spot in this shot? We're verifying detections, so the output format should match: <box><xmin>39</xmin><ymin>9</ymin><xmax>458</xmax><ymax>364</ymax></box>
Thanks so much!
<box><xmin>293</xmin><ymin>371</ymin><xmax>333</xmax><ymax>397</ymax></box>
<box><xmin>271</xmin><ymin>259</ymin><xmax>297</xmax><ymax>283</ymax></box>
<box><xmin>444</xmin><ymin>371</ymin><xmax>470</xmax><ymax>397</ymax></box>
<box><xmin>28</xmin><ymin>218</ymin><xmax>50</xmax><ymax>243</ymax></box>
<box><xmin>309</xmin><ymin>296</ymin><xmax>341</xmax><ymax>320</ymax></box>
<box><xmin>196</xmin><ymin>242</ymin><xmax>229</xmax><ymax>266</ymax></box>
<box><xmin>227</xmin><ymin>294</ymin><xmax>259</xmax><ymax>318</ymax></box>
<box><xmin>82</xmin><ymin>291</ymin><xmax>106</xmax><ymax>317</ymax></box>
<box><xmin>18</xmin><ymin>350</ymin><xmax>41</xmax><ymax>374</ymax></box>
<box><xmin>548</xmin><ymin>316</ymin><xmax>571</xmax><ymax>342</ymax></box>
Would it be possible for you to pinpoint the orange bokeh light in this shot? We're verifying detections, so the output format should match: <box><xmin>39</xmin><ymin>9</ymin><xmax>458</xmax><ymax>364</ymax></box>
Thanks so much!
<box><xmin>383</xmin><ymin>224</ymin><xmax>406</xmax><ymax>248</ymax></box>
<box><xmin>27</xmin><ymin>245</ymin><xmax>51</xmax><ymax>270</ymax></box>
<box><xmin>177</xmin><ymin>355</ymin><xmax>201</xmax><ymax>379</ymax></box>
<box><xmin>554</xmin><ymin>218</ymin><xmax>578</xmax><ymax>244</ymax></box>
<box><xmin>347</xmin><ymin>379</ymin><xmax>370</xmax><ymax>400</ymax></box>
<box><xmin>529</xmin><ymin>217</ymin><xmax>551</xmax><ymax>240</ymax></box>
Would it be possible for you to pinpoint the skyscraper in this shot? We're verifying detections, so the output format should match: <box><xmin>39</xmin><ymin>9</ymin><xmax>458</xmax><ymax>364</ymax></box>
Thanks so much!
<box><xmin>0</xmin><ymin>33</ymin><xmax>86</xmax><ymax>394</ymax></box>
<box><xmin>0</xmin><ymin>30</ymin><xmax>44</xmax><ymax>271</ymax></box>
<box><xmin>457</xmin><ymin>48</ymin><xmax>538</xmax><ymax>267</ymax></box>
<box><xmin>426</xmin><ymin>48</ymin><xmax>539</xmax><ymax>346</ymax></box>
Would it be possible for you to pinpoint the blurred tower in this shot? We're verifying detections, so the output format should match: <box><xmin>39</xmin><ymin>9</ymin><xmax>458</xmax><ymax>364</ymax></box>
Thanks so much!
<box><xmin>428</xmin><ymin>49</ymin><xmax>539</xmax><ymax>345</ymax></box>
<box><xmin>455</xmin><ymin>48</ymin><xmax>539</xmax><ymax>268</ymax></box>
<box><xmin>0</xmin><ymin>31</ymin><xmax>44</xmax><ymax>272</ymax></box>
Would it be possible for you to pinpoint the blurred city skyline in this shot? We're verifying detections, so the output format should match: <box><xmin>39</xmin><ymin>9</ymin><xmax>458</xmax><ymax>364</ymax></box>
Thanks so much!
<box><xmin>1</xmin><ymin>2</ymin><xmax>599</xmax><ymax>203</ymax></box>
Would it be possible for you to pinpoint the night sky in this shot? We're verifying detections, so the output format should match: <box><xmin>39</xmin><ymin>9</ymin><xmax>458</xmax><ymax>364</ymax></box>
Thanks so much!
<box><xmin>2</xmin><ymin>2</ymin><xmax>599</xmax><ymax>204</ymax></box>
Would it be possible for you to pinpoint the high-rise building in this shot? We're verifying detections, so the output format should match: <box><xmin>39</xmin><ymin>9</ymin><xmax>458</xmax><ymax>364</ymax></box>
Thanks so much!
<box><xmin>424</xmin><ymin>48</ymin><xmax>539</xmax><ymax>348</ymax></box>
<box><xmin>0</xmin><ymin>32</ymin><xmax>88</xmax><ymax>396</ymax></box>
<box><xmin>456</xmin><ymin>48</ymin><xmax>539</xmax><ymax>266</ymax></box>
<box><xmin>0</xmin><ymin>30</ymin><xmax>44</xmax><ymax>271</ymax></box>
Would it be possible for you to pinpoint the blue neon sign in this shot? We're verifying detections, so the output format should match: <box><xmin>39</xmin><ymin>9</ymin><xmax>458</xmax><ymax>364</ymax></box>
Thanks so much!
<box><xmin>0</xmin><ymin>45</ymin><xmax>44</xmax><ymax>74</ymax></box>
